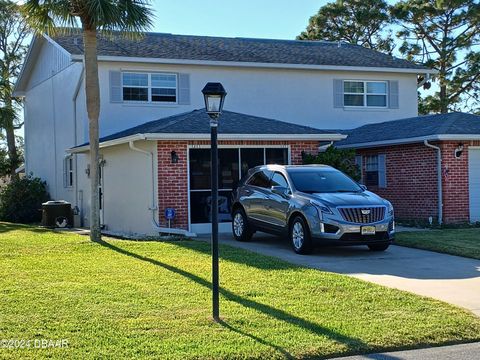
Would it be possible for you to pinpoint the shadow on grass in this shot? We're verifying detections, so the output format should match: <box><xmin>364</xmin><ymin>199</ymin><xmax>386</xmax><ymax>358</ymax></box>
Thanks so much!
<box><xmin>172</xmin><ymin>239</ymin><xmax>298</xmax><ymax>271</ymax></box>
<box><xmin>0</xmin><ymin>222</ymin><xmax>53</xmax><ymax>234</ymax></box>
<box><xmin>96</xmin><ymin>239</ymin><xmax>373</xmax><ymax>359</ymax></box>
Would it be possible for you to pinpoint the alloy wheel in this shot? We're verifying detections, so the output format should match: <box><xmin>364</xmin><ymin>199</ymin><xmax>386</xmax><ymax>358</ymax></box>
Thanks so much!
<box><xmin>292</xmin><ymin>221</ymin><xmax>304</xmax><ymax>249</ymax></box>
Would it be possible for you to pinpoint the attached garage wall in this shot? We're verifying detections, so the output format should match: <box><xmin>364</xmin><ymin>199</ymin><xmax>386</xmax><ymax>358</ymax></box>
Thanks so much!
<box><xmin>157</xmin><ymin>140</ymin><xmax>320</xmax><ymax>231</ymax></box>
<box><xmin>468</xmin><ymin>147</ymin><xmax>480</xmax><ymax>222</ymax></box>
<box><xmin>356</xmin><ymin>143</ymin><xmax>439</xmax><ymax>222</ymax></box>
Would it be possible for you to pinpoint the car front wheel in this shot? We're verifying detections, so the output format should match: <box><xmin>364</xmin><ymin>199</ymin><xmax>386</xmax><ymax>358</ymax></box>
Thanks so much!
<box><xmin>232</xmin><ymin>208</ymin><xmax>253</xmax><ymax>242</ymax></box>
<box><xmin>290</xmin><ymin>216</ymin><xmax>313</xmax><ymax>255</ymax></box>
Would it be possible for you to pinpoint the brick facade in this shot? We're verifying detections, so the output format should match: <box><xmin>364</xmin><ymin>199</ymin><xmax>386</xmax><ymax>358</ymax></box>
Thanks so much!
<box><xmin>157</xmin><ymin>140</ymin><xmax>319</xmax><ymax>230</ymax></box>
<box><xmin>356</xmin><ymin>140</ymin><xmax>480</xmax><ymax>224</ymax></box>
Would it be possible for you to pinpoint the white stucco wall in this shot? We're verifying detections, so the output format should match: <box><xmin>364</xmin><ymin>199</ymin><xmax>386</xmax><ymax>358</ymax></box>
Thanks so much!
<box><xmin>92</xmin><ymin>61</ymin><xmax>419</xmax><ymax>139</ymax></box>
<box><xmin>95</xmin><ymin>141</ymin><xmax>158</xmax><ymax>235</ymax></box>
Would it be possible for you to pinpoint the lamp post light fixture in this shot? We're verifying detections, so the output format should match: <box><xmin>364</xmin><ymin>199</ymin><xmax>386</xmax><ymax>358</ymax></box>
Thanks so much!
<box><xmin>201</xmin><ymin>82</ymin><xmax>227</xmax><ymax>322</ymax></box>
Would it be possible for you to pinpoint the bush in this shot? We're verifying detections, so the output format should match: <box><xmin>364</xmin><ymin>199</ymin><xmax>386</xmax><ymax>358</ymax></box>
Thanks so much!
<box><xmin>0</xmin><ymin>175</ymin><xmax>50</xmax><ymax>224</ymax></box>
<box><xmin>302</xmin><ymin>146</ymin><xmax>361</xmax><ymax>181</ymax></box>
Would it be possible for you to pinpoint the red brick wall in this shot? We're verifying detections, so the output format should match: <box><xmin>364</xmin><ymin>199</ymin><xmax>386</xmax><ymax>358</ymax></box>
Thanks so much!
<box><xmin>441</xmin><ymin>141</ymin><xmax>480</xmax><ymax>223</ymax></box>
<box><xmin>356</xmin><ymin>143</ymin><xmax>439</xmax><ymax>222</ymax></box>
<box><xmin>157</xmin><ymin>140</ymin><xmax>319</xmax><ymax>230</ymax></box>
<box><xmin>356</xmin><ymin>140</ymin><xmax>480</xmax><ymax>224</ymax></box>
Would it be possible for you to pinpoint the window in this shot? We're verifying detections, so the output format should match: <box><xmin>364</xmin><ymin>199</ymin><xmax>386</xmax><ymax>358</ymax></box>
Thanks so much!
<box><xmin>64</xmin><ymin>156</ymin><xmax>74</xmax><ymax>188</ymax></box>
<box><xmin>271</xmin><ymin>172</ymin><xmax>289</xmax><ymax>189</ymax></box>
<box><xmin>248</xmin><ymin>170</ymin><xmax>272</xmax><ymax>188</ymax></box>
<box><xmin>344</xmin><ymin>81</ymin><xmax>387</xmax><ymax>108</ymax></box>
<box><xmin>365</xmin><ymin>156</ymin><xmax>379</xmax><ymax>187</ymax></box>
<box><xmin>122</xmin><ymin>72</ymin><xmax>177</xmax><ymax>103</ymax></box>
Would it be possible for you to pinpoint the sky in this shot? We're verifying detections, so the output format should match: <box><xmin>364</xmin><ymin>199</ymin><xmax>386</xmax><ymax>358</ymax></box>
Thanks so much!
<box><xmin>150</xmin><ymin>0</ymin><xmax>325</xmax><ymax>40</ymax></box>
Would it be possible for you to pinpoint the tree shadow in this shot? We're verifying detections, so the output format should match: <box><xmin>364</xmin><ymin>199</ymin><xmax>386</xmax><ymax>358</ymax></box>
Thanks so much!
<box><xmin>172</xmin><ymin>238</ymin><xmax>298</xmax><ymax>271</ymax></box>
<box><xmin>95</xmin><ymin>239</ymin><xmax>368</xmax><ymax>358</ymax></box>
<box><xmin>0</xmin><ymin>222</ymin><xmax>54</xmax><ymax>234</ymax></box>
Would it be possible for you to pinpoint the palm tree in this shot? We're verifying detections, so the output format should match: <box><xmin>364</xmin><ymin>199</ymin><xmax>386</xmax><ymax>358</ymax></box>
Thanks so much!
<box><xmin>22</xmin><ymin>1</ymin><xmax>154</xmax><ymax>242</ymax></box>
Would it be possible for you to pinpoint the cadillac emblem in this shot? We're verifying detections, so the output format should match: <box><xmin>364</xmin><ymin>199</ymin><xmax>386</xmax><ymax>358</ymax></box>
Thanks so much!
<box><xmin>361</xmin><ymin>209</ymin><xmax>371</xmax><ymax>215</ymax></box>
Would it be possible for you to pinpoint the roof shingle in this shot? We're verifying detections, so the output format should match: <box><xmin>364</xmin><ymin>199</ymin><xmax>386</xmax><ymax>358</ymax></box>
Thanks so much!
<box><xmin>52</xmin><ymin>31</ymin><xmax>428</xmax><ymax>70</ymax></box>
<box><xmin>337</xmin><ymin>112</ymin><xmax>480</xmax><ymax>147</ymax></box>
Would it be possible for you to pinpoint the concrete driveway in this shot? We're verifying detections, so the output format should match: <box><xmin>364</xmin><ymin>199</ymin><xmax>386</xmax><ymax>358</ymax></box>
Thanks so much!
<box><xmin>203</xmin><ymin>232</ymin><xmax>480</xmax><ymax>316</ymax></box>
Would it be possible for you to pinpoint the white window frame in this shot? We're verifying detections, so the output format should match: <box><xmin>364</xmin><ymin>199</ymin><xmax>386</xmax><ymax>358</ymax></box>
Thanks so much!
<box><xmin>121</xmin><ymin>72</ymin><xmax>178</xmax><ymax>104</ymax></box>
<box><xmin>343</xmin><ymin>80</ymin><xmax>388</xmax><ymax>108</ymax></box>
<box><xmin>64</xmin><ymin>155</ymin><xmax>74</xmax><ymax>188</ymax></box>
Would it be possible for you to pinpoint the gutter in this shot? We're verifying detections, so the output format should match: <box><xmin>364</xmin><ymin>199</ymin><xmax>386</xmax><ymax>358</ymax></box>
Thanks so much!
<box><xmin>72</xmin><ymin>67</ymin><xmax>84</xmax><ymax>223</ymax></box>
<box><xmin>70</xmin><ymin>54</ymin><xmax>437</xmax><ymax>75</ymax></box>
<box><xmin>424</xmin><ymin>140</ymin><xmax>443</xmax><ymax>225</ymax></box>
<box><xmin>337</xmin><ymin>134</ymin><xmax>480</xmax><ymax>149</ymax></box>
<box><xmin>128</xmin><ymin>140</ymin><xmax>196</xmax><ymax>237</ymax></box>
<box><xmin>69</xmin><ymin>132</ymin><xmax>347</xmax><ymax>154</ymax></box>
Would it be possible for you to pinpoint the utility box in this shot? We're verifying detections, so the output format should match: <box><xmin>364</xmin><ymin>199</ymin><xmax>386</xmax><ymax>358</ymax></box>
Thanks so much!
<box><xmin>41</xmin><ymin>201</ymin><xmax>73</xmax><ymax>228</ymax></box>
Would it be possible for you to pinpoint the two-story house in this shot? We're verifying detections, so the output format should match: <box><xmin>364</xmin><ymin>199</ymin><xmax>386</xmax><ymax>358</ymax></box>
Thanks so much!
<box><xmin>13</xmin><ymin>31</ymin><xmax>435</xmax><ymax>235</ymax></box>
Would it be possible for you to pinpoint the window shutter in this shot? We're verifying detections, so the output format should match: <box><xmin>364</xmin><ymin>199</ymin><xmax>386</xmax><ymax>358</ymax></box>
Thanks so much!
<box><xmin>378</xmin><ymin>154</ymin><xmax>387</xmax><ymax>188</ymax></box>
<box><xmin>388</xmin><ymin>80</ymin><xmax>399</xmax><ymax>109</ymax></box>
<box><xmin>178</xmin><ymin>73</ymin><xmax>190</xmax><ymax>105</ymax></box>
<box><xmin>355</xmin><ymin>155</ymin><xmax>363</xmax><ymax>183</ymax></box>
<box><xmin>333</xmin><ymin>79</ymin><xmax>343</xmax><ymax>108</ymax></box>
<box><xmin>109</xmin><ymin>71</ymin><xmax>122</xmax><ymax>103</ymax></box>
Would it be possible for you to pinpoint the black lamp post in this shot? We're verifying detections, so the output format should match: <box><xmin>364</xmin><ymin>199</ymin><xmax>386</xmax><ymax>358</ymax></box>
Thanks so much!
<box><xmin>201</xmin><ymin>82</ymin><xmax>227</xmax><ymax>322</ymax></box>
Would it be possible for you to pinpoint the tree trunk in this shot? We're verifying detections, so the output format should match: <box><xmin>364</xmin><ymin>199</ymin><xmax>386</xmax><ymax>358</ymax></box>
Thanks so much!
<box><xmin>82</xmin><ymin>27</ymin><xmax>101</xmax><ymax>242</ymax></box>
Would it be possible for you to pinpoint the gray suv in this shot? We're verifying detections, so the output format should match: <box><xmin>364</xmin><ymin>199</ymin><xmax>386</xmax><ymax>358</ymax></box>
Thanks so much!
<box><xmin>231</xmin><ymin>164</ymin><xmax>395</xmax><ymax>254</ymax></box>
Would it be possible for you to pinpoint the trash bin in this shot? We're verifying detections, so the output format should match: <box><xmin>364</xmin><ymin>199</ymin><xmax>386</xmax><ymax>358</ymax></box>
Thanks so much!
<box><xmin>41</xmin><ymin>201</ymin><xmax>73</xmax><ymax>228</ymax></box>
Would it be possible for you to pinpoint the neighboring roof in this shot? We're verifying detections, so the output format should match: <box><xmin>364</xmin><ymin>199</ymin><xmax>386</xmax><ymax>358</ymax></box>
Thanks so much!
<box><xmin>52</xmin><ymin>30</ymin><xmax>430</xmax><ymax>72</ymax></box>
<box><xmin>70</xmin><ymin>109</ymin><xmax>346</xmax><ymax>153</ymax></box>
<box><xmin>337</xmin><ymin>112</ymin><xmax>480</xmax><ymax>149</ymax></box>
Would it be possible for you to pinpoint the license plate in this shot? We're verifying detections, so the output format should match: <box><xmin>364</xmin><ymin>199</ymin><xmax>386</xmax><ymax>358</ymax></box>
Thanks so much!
<box><xmin>361</xmin><ymin>226</ymin><xmax>376</xmax><ymax>235</ymax></box>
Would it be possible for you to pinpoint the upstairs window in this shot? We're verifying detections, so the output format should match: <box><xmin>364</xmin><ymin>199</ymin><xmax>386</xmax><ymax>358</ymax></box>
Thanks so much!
<box><xmin>122</xmin><ymin>72</ymin><xmax>177</xmax><ymax>103</ymax></box>
<box><xmin>344</xmin><ymin>81</ymin><xmax>387</xmax><ymax>108</ymax></box>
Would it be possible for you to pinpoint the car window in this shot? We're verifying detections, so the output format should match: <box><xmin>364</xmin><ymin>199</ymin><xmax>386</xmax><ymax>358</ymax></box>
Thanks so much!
<box><xmin>271</xmin><ymin>172</ymin><xmax>289</xmax><ymax>189</ymax></box>
<box><xmin>288</xmin><ymin>168</ymin><xmax>362</xmax><ymax>193</ymax></box>
<box><xmin>247</xmin><ymin>170</ymin><xmax>272</xmax><ymax>188</ymax></box>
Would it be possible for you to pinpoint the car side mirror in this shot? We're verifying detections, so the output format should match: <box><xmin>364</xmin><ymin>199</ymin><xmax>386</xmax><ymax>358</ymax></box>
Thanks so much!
<box><xmin>271</xmin><ymin>186</ymin><xmax>290</xmax><ymax>197</ymax></box>
<box><xmin>359</xmin><ymin>184</ymin><xmax>367</xmax><ymax>191</ymax></box>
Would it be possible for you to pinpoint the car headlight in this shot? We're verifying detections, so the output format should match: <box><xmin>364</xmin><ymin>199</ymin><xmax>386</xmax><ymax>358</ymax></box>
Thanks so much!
<box><xmin>386</xmin><ymin>202</ymin><xmax>394</xmax><ymax>216</ymax></box>
<box><xmin>310</xmin><ymin>200</ymin><xmax>333</xmax><ymax>220</ymax></box>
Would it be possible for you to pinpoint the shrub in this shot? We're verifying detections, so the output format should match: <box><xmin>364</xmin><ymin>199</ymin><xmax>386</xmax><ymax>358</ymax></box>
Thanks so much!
<box><xmin>302</xmin><ymin>146</ymin><xmax>361</xmax><ymax>181</ymax></box>
<box><xmin>0</xmin><ymin>175</ymin><xmax>50</xmax><ymax>223</ymax></box>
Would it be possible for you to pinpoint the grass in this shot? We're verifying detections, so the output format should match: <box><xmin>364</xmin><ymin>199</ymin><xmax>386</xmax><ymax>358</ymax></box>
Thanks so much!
<box><xmin>396</xmin><ymin>228</ymin><xmax>480</xmax><ymax>260</ymax></box>
<box><xmin>0</xmin><ymin>223</ymin><xmax>479</xmax><ymax>359</ymax></box>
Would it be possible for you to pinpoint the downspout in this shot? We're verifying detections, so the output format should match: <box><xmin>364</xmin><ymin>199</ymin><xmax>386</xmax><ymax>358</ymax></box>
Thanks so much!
<box><xmin>424</xmin><ymin>140</ymin><xmax>443</xmax><ymax>225</ymax></box>
<box><xmin>128</xmin><ymin>140</ymin><xmax>196</xmax><ymax>237</ymax></box>
<box><xmin>72</xmin><ymin>67</ymin><xmax>84</xmax><ymax>224</ymax></box>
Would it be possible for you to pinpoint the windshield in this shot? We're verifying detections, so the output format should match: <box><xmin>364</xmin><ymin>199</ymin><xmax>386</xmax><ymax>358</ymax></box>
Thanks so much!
<box><xmin>288</xmin><ymin>169</ymin><xmax>362</xmax><ymax>193</ymax></box>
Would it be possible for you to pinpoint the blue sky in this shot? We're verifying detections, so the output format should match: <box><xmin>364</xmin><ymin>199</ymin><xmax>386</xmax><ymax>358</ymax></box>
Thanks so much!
<box><xmin>150</xmin><ymin>0</ymin><xmax>326</xmax><ymax>40</ymax></box>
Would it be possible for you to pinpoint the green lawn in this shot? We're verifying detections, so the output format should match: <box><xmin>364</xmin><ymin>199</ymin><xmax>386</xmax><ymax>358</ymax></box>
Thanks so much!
<box><xmin>0</xmin><ymin>223</ymin><xmax>479</xmax><ymax>359</ymax></box>
<box><xmin>396</xmin><ymin>228</ymin><xmax>480</xmax><ymax>260</ymax></box>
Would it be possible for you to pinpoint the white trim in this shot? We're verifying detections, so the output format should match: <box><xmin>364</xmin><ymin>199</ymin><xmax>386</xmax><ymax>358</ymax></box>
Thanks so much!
<box><xmin>121</xmin><ymin>71</ymin><xmax>178</xmax><ymax>104</ymax></box>
<box><xmin>71</xmin><ymin>54</ymin><xmax>437</xmax><ymax>75</ymax></box>
<box><xmin>338</xmin><ymin>134</ymin><xmax>480</xmax><ymax>149</ymax></box>
<box><xmin>69</xmin><ymin>133</ymin><xmax>346</xmax><ymax>153</ymax></box>
<box><xmin>343</xmin><ymin>80</ymin><xmax>388</xmax><ymax>109</ymax></box>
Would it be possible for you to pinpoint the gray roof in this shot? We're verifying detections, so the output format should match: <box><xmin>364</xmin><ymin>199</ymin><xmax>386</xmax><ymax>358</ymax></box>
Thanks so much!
<box><xmin>89</xmin><ymin>109</ymin><xmax>338</xmax><ymax>145</ymax></box>
<box><xmin>337</xmin><ymin>112</ymin><xmax>480</xmax><ymax>147</ymax></box>
<box><xmin>53</xmin><ymin>31</ymin><xmax>427</xmax><ymax>70</ymax></box>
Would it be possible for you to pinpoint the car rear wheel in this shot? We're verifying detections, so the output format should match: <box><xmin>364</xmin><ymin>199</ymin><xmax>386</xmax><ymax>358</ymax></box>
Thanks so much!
<box><xmin>290</xmin><ymin>216</ymin><xmax>313</xmax><ymax>255</ymax></box>
<box><xmin>368</xmin><ymin>243</ymin><xmax>390</xmax><ymax>251</ymax></box>
<box><xmin>232</xmin><ymin>208</ymin><xmax>253</xmax><ymax>242</ymax></box>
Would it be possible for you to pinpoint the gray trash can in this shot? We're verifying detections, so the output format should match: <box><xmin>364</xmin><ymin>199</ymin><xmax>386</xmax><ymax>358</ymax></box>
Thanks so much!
<box><xmin>41</xmin><ymin>201</ymin><xmax>73</xmax><ymax>228</ymax></box>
